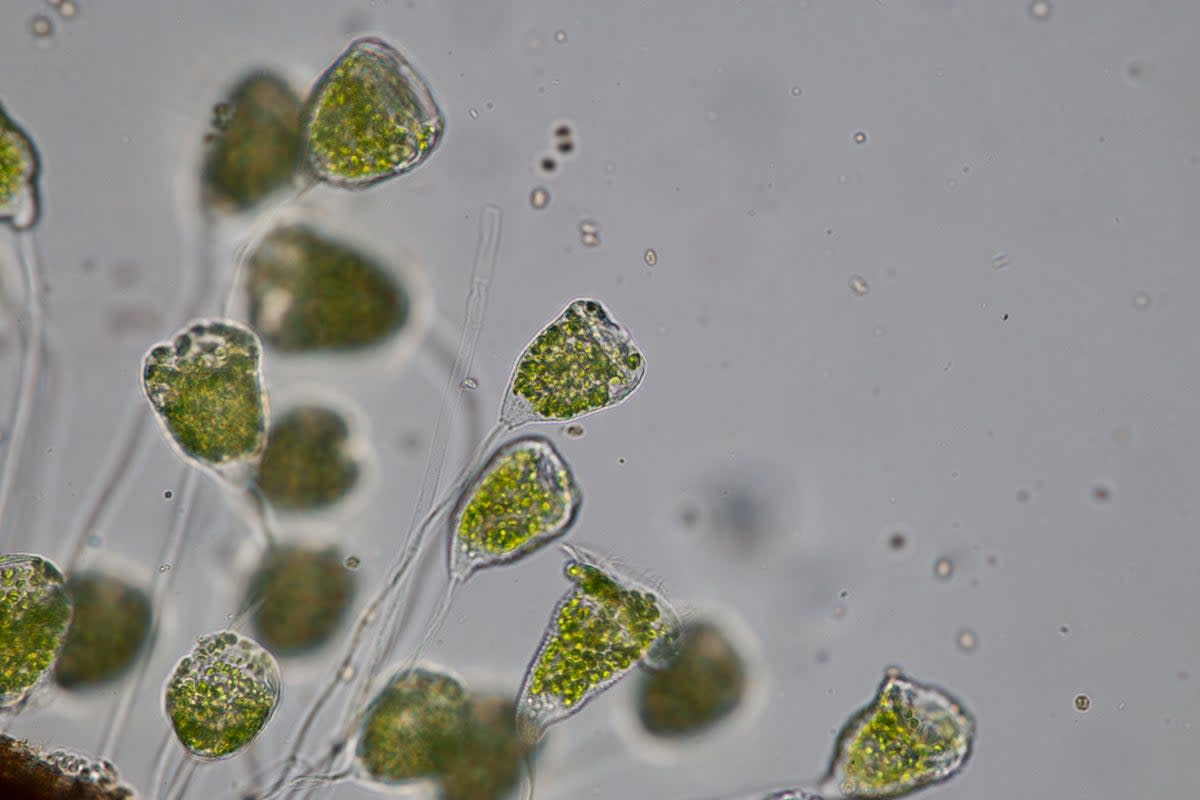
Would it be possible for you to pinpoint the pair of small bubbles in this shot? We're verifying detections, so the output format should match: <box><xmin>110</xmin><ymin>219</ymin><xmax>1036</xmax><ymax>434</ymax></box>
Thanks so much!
<box><xmin>30</xmin><ymin>0</ymin><xmax>80</xmax><ymax>40</ymax></box>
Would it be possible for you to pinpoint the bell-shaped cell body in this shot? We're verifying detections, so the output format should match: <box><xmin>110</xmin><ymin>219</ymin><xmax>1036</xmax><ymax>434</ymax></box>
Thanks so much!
<box><xmin>0</xmin><ymin>554</ymin><xmax>72</xmax><ymax>707</ymax></box>
<box><xmin>502</xmin><ymin>299</ymin><xmax>646</xmax><ymax>426</ymax></box>
<box><xmin>0</xmin><ymin>103</ymin><xmax>39</xmax><ymax>230</ymax></box>
<box><xmin>449</xmin><ymin>436</ymin><xmax>581</xmax><ymax>579</ymax></box>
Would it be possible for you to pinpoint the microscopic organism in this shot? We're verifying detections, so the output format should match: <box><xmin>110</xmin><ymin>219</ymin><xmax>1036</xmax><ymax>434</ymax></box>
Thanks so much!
<box><xmin>354</xmin><ymin>666</ymin><xmax>470</xmax><ymax>786</ymax></box>
<box><xmin>164</xmin><ymin>631</ymin><xmax>281</xmax><ymax>760</ymax></box>
<box><xmin>820</xmin><ymin>668</ymin><xmax>974</xmax><ymax>799</ymax></box>
<box><xmin>502</xmin><ymin>299</ymin><xmax>646</xmax><ymax>425</ymax></box>
<box><xmin>0</xmin><ymin>735</ymin><xmax>134</xmax><ymax>800</ymax></box>
<box><xmin>53</xmin><ymin>571</ymin><xmax>152</xmax><ymax>690</ymax></box>
<box><xmin>516</xmin><ymin>545</ymin><xmax>680</xmax><ymax>743</ymax></box>
<box><xmin>0</xmin><ymin>102</ymin><xmax>39</xmax><ymax>230</ymax></box>
<box><xmin>449</xmin><ymin>436</ymin><xmax>581</xmax><ymax>579</ymax></box>
<box><xmin>303</xmin><ymin>37</ymin><xmax>443</xmax><ymax>188</ymax></box>
<box><xmin>201</xmin><ymin>71</ymin><xmax>303</xmax><ymax>213</ymax></box>
<box><xmin>635</xmin><ymin>619</ymin><xmax>746</xmax><ymax>737</ymax></box>
<box><xmin>439</xmin><ymin>692</ymin><xmax>534</xmax><ymax>800</ymax></box>
<box><xmin>246</xmin><ymin>544</ymin><xmax>355</xmax><ymax>656</ymax></box>
<box><xmin>246</xmin><ymin>224</ymin><xmax>411</xmax><ymax>354</ymax></box>
<box><xmin>141</xmin><ymin>319</ymin><xmax>268</xmax><ymax>479</ymax></box>
<box><xmin>0</xmin><ymin>553</ymin><xmax>72</xmax><ymax>708</ymax></box>
<box><xmin>254</xmin><ymin>405</ymin><xmax>363</xmax><ymax>511</ymax></box>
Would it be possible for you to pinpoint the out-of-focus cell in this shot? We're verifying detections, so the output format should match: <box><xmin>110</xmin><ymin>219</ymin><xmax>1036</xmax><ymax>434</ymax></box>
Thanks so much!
<box><xmin>255</xmin><ymin>405</ymin><xmax>362</xmax><ymax>511</ymax></box>
<box><xmin>503</xmin><ymin>299</ymin><xmax>646</xmax><ymax>425</ymax></box>
<box><xmin>53</xmin><ymin>571</ymin><xmax>151</xmax><ymax>690</ymax></box>
<box><xmin>822</xmin><ymin>669</ymin><xmax>974</xmax><ymax>799</ymax></box>
<box><xmin>164</xmin><ymin>631</ymin><xmax>281</xmax><ymax>760</ymax></box>
<box><xmin>246</xmin><ymin>544</ymin><xmax>355</xmax><ymax>656</ymax></box>
<box><xmin>246</xmin><ymin>224</ymin><xmax>410</xmax><ymax>354</ymax></box>
<box><xmin>201</xmin><ymin>71</ymin><xmax>302</xmax><ymax>213</ymax></box>
<box><xmin>304</xmin><ymin>37</ymin><xmax>443</xmax><ymax>188</ymax></box>
<box><xmin>439</xmin><ymin>693</ymin><xmax>534</xmax><ymax>800</ymax></box>
<box><xmin>517</xmin><ymin>545</ymin><xmax>680</xmax><ymax>742</ymax></box>
<box><xmin>0</xmin><ymin>553</ymin><xmax>72</xmax><ymax>707</ymax></box>
<box><xmin>141</xmin><ymin>320</ymin><xmax>268</xmax><ymax>476</ymax></box>
<box><xmin>354</xmin><ymin>666</ymin><xmax>470</xmax><ymax>786</ymax></box>
<box><xmin>0</xmin><ymin>103</ymin><xmax>39</xmax><ymax>229</ymax></box>
<box><xmin>449</xmin><ymin>436</ymin><xmax>581</xmax><ymax>579</ymax></box>
<box><xmin>0</xmin><ymin>735</ymin><xmax>135</xmax><ymax>800</ymax></box>
<box><xmin>635</xmin><ymin>619</ymin><xmax>746</xmax><ymax>737</ymax></box>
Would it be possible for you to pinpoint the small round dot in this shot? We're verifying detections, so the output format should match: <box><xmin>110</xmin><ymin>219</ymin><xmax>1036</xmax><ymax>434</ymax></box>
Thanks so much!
<box><xmin>1059</xmin><ymin>624</ymin><xmax>1070</xmax><ymax>636</ymax></box>
<box><xmin>30</xmin><ymin>14</ymin><xmax>53</xmax><ymax>38</ymax></box>
<box><xmin>58</xmin><ymin>0</ymin><xmax>78</xmax><ymax>18</ymax></box>
<box><xmin>540</xmin><ymin>156</ymin><xmax>557</xmax><ymax>173</ymax></box>
<box><xmin>1133</xmin><ymin>291</ymin><xmax>1150</xmax><ymax>309</ymax></box>
<box><xmin>1074</xmin><ymin>693</ymin><xmax>1091</xmax><ymax>712</ymax></box>
<box><xmin>563</xmin><ymin>424</ymin><xmax>584</xmax><ymax>438</ymax></box>
<box><xmin>159</xmin><ymin>564</ymin><xmax>171</xmax><ymax>573</ymax></box>
<box><xmin>344</xmin><ymin>555</ymin><xmax>361</xmax><ymax>570</ymax></box>
<box><xmin>848</xmin><ymin>275</ymin><xmax>870</xmax><ymax>296</ymax></box>
<box><xmin>934</xmin><ymin>557</ymin><xmax>954</xmax><ymax>580</ymax></box>
<box><xmin>888</xmin><ymin>531</ymin><xmax>908</xmax><ymax>550</ymax></box>
<box><xmin>163</xmin><ymin>490</ymin><xmax>174</xmax><ymax>500</ymax></box>
<box><xmin>956</xmin><ymin>628</ymin><xmax>978</xmax><ymax>652</ymax></box>
<box><xmin>530</xmin><ymin>186</ymin><xmax>550</xmax><ymax>209</ymax></box>
<box><xmin>643</xmin><ymin>248</ymin><xmax>658</xmax><ymax>267</ymax></box>
<box><xmin>556</xmin><ymin>139</ymin><xmax>575</xmax><ymax>155</ymax></box>
<box><xmin>790</xmin><ymin>85</ymin><xmax>802</xmax><ymax>97</ymax></box>
<box><xmin>1030</xmin><ymin>0</ymin><xmax>1051</xmax><ymax>19</ymax></box>
<box><xmin>1091</xmin><ymin>483</ymin><xmax>1113</xmax><ymax>503</ymax></box>
<box><xmin>852</xmin><ymin>131</ymin><xmax>867</xmax><ymax>144</ymax></box>
<box><xmin>553</xmin><ymin>30</ymin><xmax>567</xmax><ymax>43</ymax></box>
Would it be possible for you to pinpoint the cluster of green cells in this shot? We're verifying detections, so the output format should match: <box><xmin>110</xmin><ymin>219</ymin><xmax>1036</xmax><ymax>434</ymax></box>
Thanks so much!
<box><xmin>141</xmin><ymin>320</ymin><xmax>267</xmax><ymax>472</ymax></box>
<box><xmin>0</xmin><ymin>735</ymin><xmax>134</xmax><ymax>800</ymax></box>
<box><xmin>636</xmin><ymin>619</ymin><xmax>746</xmax><ymax>737</ymax></box>
<box><xmin>518</xmin><ymin>548</ymin><xmax>679</xmax><ymax>739</ymax></box>
<box><xmin>53</xmin><ymin>572</ymin><xmax>151</xmax><ymax>690</ymax></box>
<box><xmin>254</xmin><ymin>406</ymin><xmax>362</xmax><ymax>511</ymax></box>
<box><xmin>0</xmin><ymin>554</ymin><xmax>72</xmax><ymax>708</ymax></box>
<box><xmin>163</xmin><ymin>631</ymin><xmax>281</xmax><ymax>760</ymax></box>
<box><xmin>246</xmin><ymin>544</ymin><xmax>355</xmax><ymax>656</ymax></box>
<box><xmin>451</xmin><ymin>437</ymin><xmax>581</xmax><ymax>576</ymax></box>
<box><xmin>201</xmin><ymin>71</ymin><xmax>302</xmax><ymax>212</ymax></box>
<box><xmin>246</xmin><ymin>224</ymin><xmax>410</xmax><ymax>353</ymax></box>
<box><xmin>826</xmin><ymin>670</ymin><xmax>974</xmax><ymax>799</ymax></box>
<box><xmin>303</xmin><ymin>37</ymin><xmax>443</xmax><ymax>188</ymax></box>
<box><xmin>0</xmin><ymin>103</ymin><xmax>37</xmax><ymax>229</ymax></box>
<box><xmin>506</xmin><ymin>299</ymin><xmax>646</xmax><ymax>423</ymax></box>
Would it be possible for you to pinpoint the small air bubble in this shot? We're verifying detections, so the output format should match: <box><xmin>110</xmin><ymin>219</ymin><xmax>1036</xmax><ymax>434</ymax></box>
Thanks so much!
<box><xmin>934</xmin><ymin>557</ymin><xmax>954</xmax><ymax>580</ymax></box>
<box><xmin>1074</xmin><ymin>693</ymin><xmax>1091</xmax><ymax>712</ymax></box>
<box><xmin>344</xmin><ymin>555</ymin><xmax>360</xmax><ymax>570</ymax></box>
<box><xmin>790</xmin><ymin>85</ymin><xmax>802</xmax><ymax>97</ymax></box>
<box><xmin>163</xmin><ymin>490</ymin><xmax>174</xmax><ymax>500</ymax></box>
<box><xmin>530</xmin><ymin>186</ymin><xmax>550</xmax><ymax>209</ymax></box>
<box><xmin>992</xmin><ymin>252</ymin><xmax>1010</xmax><ymax>270</ymax></box>
<box><xmin>956</xmin><ymin>628</ymin><xmax>978</xmax><ymax>652</ymax></box>
<box><xmin>848</xmin><ymin>275</ymin><xmax>870</xmax><ymax>296</ymax></box>
<box><xmin>1030</xmin><ymin>0</ymin><xmax>1051</xmax><ymax>19</ymax></box>
<box><xmin>643</xmin><ymin>248</ymin><xmax>658</xmax><ymax>267</ymax></box>
<box><xmin>30</xmin><ymin>14</ymin><xmax>53</xmax><ymax>38</ymax></box>
<box><xmin>853</xmin><ymin>131</ymin><xmax>868</xmax><ymax>144</ymax></box>
<box><xmin>553</xmin><ymin>30</ymin><xmax>567</xmax><ymax>43</ymax></box>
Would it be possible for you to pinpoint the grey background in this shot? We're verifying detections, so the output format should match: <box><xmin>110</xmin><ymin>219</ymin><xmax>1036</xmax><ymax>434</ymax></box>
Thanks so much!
<box><xmin>0</xmin><ymin>0</ymin><xmax>1195</xmax><ymax>797</ymax></box>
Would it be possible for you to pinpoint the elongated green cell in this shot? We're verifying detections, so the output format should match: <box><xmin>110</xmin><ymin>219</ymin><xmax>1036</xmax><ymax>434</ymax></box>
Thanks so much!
<box><xmin>304</xmin><ymin>37</ymin><xmax>443</xmax><ymax>188</ymax></box>
<box><xmin>516</xmin><ymin>545</ymin><xmax>680</xmax><ymax>742</ymax></box>
<box><xmin>246</xmin><ymin>544</ymin><xmax>355</xmax><ymax>656</ymax></box>
<box><xmin>354</xmin><ymin>666</ymin><xmax>470</xmax><ymax>786</ymax></box>
<box><xmin>503</xmin><ymin>299</ymin><xmax>646</xmax><ymax>425</ymax></box>
<box><xmin>202</xmin><ymin>71</ymin><xmax>302</xmax><ymax>212</ymax></box>
<box><xmin>246</xmin><ymin>225</ymin><xmax>410</xmax><ymax>353</ymax></box>
<box><xmin>255</xmin><ymin>406</ymin><xmax>363</xmax><ymax>511</ymax></box>
<box><xmin>141</xmin><ymin>319</ymin><xmax>268</xmax><ymax>476</ymax></box>
<box><xmin>635</xmin><ymin>619</ymin><xmax>746</xmax><ymax>737</ymax></box>
<box><xmin>824</xmin><ymin>669</ymin><xmax>974</xmax><ymax>798</ymax></box>
<box><xmin>54</xmin><ymin>571</ymin><xmax>151</xmax><ymax>690</ymax></box>
<box><xmin>0</xmin><ymin>103</ymin><xmax>39</xmax><ymax>230</ymax></box>
<box><xmin>0</xmin><ymin>554</ymin><xmax>72</xmax><ymax>707</ymax></box>
<box><xmin>164</xmin><ymin>631</ymin><xmax>281</xmax><ymax>760</ymax></box>
<box><xmin>449</xmin><ymin>436</ymin><xmax>581</xmax><ymax>579</ymax></box>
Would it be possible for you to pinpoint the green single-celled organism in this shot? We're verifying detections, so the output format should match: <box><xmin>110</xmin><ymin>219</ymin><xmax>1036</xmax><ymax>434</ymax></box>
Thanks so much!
<box><xmin>0</xmin><ymin>103</ymin><xmax>39</xmax><ymax>230</ymax></box>
<box><xmin>0</xmin><ymin>554</ymin><xmax>72</xmax><ymax>707</ymax></box>
<box><xmin>164</xmin><ymin>631</ymin><xmax>281</xmax><ymax>760</ymax></box>
<box><xmin>255</xmin><ymin>406</ymin><xmax>362</xmax><ymax>511</ymax></box>
<box><xmin>0</xmin><ymin>734</ymin><xmax>136</xmax><ymax>800</ymax></box>
<box><xmin>202</xmin><ymin>71</ymin><xmax>302</xmax><ymax>212</ymax></box>
<box><xmin>354</xmin><ymin>666</ymin><xmax>470</xmax><ymax>787</ymax></box>
<box><xmin>516</xmin><ymin>545</ymin><xmax>680</xmax><ymax>742</ymax></box>
<box><xmin>635</xmin><ymin>619</ymin><xmax>746</xmax><ymax>737</ymax></box>
<box><xmin>246</xmin><ymin>224</ymin><xmax>410</xmax><ymax>353</ymax></box>
<box><xmin>449</xmin><ymin>436</ymin><xmax>581</xmax><ymax>579</ymax></box>
<box><xmin>54</xmin><ymin>571</ymin><xmax>152</xmax><ymax>690</ymax></box>
<box><xmin>246</xmin><ymin>544</ymin><xmax>355</xmax><ymax>656</ymax></box>
<box><xmin>303</xmin><ymin>37</ymin><xmax>443</xmax><ymax>188</ymax></box>
<box><xmin>503</xmin><ymin>299</ymin><xmax>646</xmax><ymax>425</ymax></box>
<box><xmin>823</xmin><ymin>669</ymin><xmax>974</xmax><ymax>799</ymax></box>
<box><xmin>439</xmin><ymin>693</ymin><xmax>534</xmax><ymax>800</ymax></box>
<box><xmin>141</xmin><ymin>319</ymin><xmax>268</xmax><ymax>478</ymax></box>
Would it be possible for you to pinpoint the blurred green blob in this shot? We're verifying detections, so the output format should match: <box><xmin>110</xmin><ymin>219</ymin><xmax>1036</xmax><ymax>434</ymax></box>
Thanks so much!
<box><xmin>54</xmin><ymin>572</ymin><xmax>151</xmax><ymax>690</ymax></box>
<box><xmin>450</xmin><ymin>436</ymin><xmax>580</xmax><ymax>577</ymax></box>
<box><xmin>255</xmin><ymin>406</ymin><xmax>361</xmax><ymax>511</ymax></box>
<box><xmin>304</xmin><ymin>37</ymin><xmax>443</xmax><ymax>188</ymax></box>
<box><xmin>505</xmin><ymin>299</ymin><xmax>646</xmax><ymax>424</ymax></box>
<box><xmin>246</xmin><ymin>225</ymin><xmax>409</xmax><ymax>353</ymax></box>
<box><xmin>141</xmin><ymin>320</ymin><xmax>267</xmax><ymax>473</ymax></box>
<box><xmin>0</xmin><ymin>554</ymin><xmax>72</xmax><ymax>707</ymax></box>
<box><xmin>164</xmin><ymin>631</ymin><xmax>281</xmax><ymax>760</ymax></box>
<box><xmin>518</xmin><ymin>547</ymin><xmax>680</xmax><ymax>741</ymax></box>
<box><xmin>201</xmin><ymin>71</ymin><xmax>302</xmax><ymax>213</ymax></box>
<box><xmin>439</xmin><ymin>694</ymin><xmax>534</xmax><ymax>800</ymax></box>
<box><xmin>827</xmin><ymin>670</ymin><xmax>974</xmax><ymax>798</ymax></box>
<box><xmin>355</xmin><ymin>667</ymin><xmax>470</xmax><ymax>786</ymax></box>
<box><xmin>0</xmin><ymin>103</ymin><xmax>39</xmax><ymax>229</ymax></box>
<box><xmin>0</xmin><ymin>735</ymin><xmax>135</xmax><ymax>800</ymax></box>
<box><xmin>246</xmin><ymin>544</ymin><xmax>355</xmax><ymax>656</ymax></box>
<box><xmin>636</xmin><ymin>619</ymin><xmax>746</xmax><ymax>737</ymax></box>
